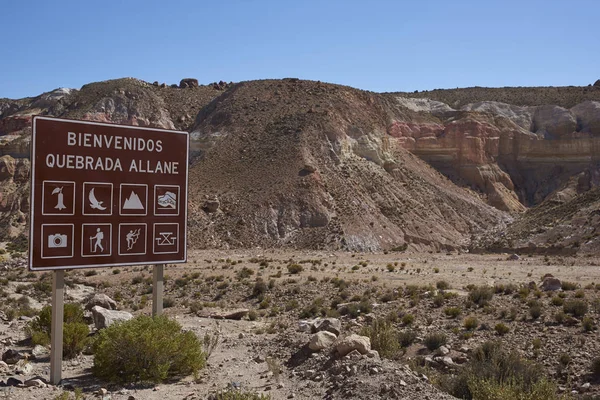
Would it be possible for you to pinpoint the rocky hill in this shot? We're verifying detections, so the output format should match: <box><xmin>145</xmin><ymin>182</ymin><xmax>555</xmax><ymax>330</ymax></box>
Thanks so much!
<box><xmin>1</xmin><ymin>78</ymin><xmax>600</xmax><ymax>253</ymax></box>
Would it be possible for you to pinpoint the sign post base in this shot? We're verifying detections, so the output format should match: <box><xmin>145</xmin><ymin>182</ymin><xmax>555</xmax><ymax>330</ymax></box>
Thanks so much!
<box><xmin>152</xmin><ymin>264</ymin><xmax>164</xmax><ymax>317</ymax></box>
<box><xmin>50</xmin><ymin>269</ymin><xmax>65</xmax><ymax>385</ymax></box>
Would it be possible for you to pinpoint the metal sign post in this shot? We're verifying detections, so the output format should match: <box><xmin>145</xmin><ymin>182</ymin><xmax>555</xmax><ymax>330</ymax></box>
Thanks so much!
<box><xmin>29</xmin><ymin>116</ymin><xmax>189</xmax><ymax>384</ymax></box>
<box><xmin>152</xmin><ymin>264</ymin><xmax>164</xmax><ymax>316</ymax></box>
<box><xmin>49</xmin><ymin>270</ymin><xmax>64</xmax><ymax>385</ymax></box>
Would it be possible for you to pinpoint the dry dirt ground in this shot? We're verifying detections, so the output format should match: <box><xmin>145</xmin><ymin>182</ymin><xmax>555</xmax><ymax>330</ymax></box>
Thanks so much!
<box><xmin>2</xmin><ymin>249</ymin><xmax>600</xmax><ymax>399</ymax></box>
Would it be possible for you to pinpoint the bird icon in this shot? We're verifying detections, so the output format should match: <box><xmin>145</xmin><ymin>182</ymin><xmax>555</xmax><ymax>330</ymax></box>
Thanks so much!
<box><xmin>88</xmin><ymin>188</ymin><xmax>107</xmax><ymax>210</ymax></box>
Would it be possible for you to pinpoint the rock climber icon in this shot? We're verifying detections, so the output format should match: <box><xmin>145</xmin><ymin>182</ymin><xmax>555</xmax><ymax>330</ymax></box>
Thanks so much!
<box><xmin>126</xmin><ymin>228</ymin><xmax>141</xmax><ymax>251</ymax></box>
<box><xmin>90</xmin><ymin>228</ymin><xmax>104</xmax><ymax>253</ymax></box>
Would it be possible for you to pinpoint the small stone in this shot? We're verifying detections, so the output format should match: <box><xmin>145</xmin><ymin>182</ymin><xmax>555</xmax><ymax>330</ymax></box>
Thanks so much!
<box><xmin>438</xmin><ymin>346</ymin><xmax>450</xmax><ymax>356</ymax></box>
<box><xmin>6</xmin><ymin>377</ymin><xmax>24</xmax><ymax>386</ymax></box>
<box><xmin>277</xmin><ymin>383</ymin><xmax>284</xmax><ymax>389</ymax></box>
<box><xmin>312</xmin><ymin>318</ymin><xmax>342</xmax><ymax>336</ymax></box>
<box><xmin>98</xmin><ymin>388</ymin><xmax>108</xmax><ymax>396</ymax></box>
<box><xmin>335</xmin><ymin>334</ymin><xmax>371</xmax><ymax>356</ymax></box>
<box><xmin>238</xmin><ymin>333</ymin><xmax>245</xmax><ymax>339</ymax></box>
<box><xmin>254</xmin><ymin>355</ymin><xmax>265</xmax><ymax>363</ymax></box>
<box><xmin>399</xmin><ymin>380</ymin><xmax>407</xmax><ymax>387</ymax></box>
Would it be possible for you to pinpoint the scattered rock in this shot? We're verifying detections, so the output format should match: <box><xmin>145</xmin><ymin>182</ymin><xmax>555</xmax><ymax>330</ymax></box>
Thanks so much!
<box><xmin>202</xmin><ymin>197</ymin><xmax>220</xmax><ymax>213</ymax></box>
<box><xmin>335</xmin><ymin>334</ymin><xmax>371</xmax><ymax>356</ymax></box>
<box><xmin>437</xmin><ymin>346</ymin><xmax>450</xmax><ymax>356</ymax></box>
<box><xmin>204</xmin><ymin>309</ymin><xmax>249</xmax><ymax>320</ymax></box>
<box><xmin>6</xmin><ymin>377</ymin><xmax>23</xmax><ymax>386</ymax></box>
<box><xmin>86</xmin><ymin>293</ymin><xmax>118</xmax><ymax>310</ymax></box>
<box><xmin>308</xmin><ymin>331</ymin><xmax>337</xmax><ymax>351</ymax></box>
<box><xmin>91</xmin><ymin>306</ymin><xmax>133</xmax><ymax>329</ymax></box>
<box><xmin>311</xmin><ymin>318</ymin><xmax>342</xmax><ymax>336</ymax></box>
<box><xmin>507</xmin><ymin>253</ymin><xmax>520</xmax><ymax>261</ymax></box>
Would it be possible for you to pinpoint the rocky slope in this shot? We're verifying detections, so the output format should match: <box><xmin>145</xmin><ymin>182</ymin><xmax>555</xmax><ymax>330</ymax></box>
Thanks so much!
<box><xmin>1</xmin><ymin>78</ymin><xmax>599</xmax><ymax>252</ymax></box>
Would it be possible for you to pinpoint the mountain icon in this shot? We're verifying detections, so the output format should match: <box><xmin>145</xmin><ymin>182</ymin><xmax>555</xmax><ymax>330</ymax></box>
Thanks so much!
<box><xmin>123</xmin><ymin>191</ymin><xmax>144</xmax><ymax>210</ymax></box>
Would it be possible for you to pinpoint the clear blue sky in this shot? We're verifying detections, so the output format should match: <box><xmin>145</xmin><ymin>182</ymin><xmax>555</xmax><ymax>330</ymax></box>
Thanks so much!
<box><xmin>2</xmin><ymin>0</ymin><xmax>599</xmax><ymax>99</ymax></box>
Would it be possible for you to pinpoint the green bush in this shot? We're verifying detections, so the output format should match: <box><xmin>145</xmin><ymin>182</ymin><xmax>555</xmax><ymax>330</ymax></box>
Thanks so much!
<box><xmin>495</xmin><ymin>323</ymin><xmax>510</xmax><ymax>336</ymax></box>
<box><xmin>528</xmin><ymin>302</ymin><xmax>543</xmax><ymax>320</ymax></box>
<box><xmin>287</xmin><ymin>264</ymin><xmax>303</xmax><ymax>274</ymax></box>
<box><xmin>212</xmin><ymin>390</ymin><xmax>271</xmax><ymax>400</ymax></box>
<box><xmin>27</xmin><ymin>303</ymin><xmax>89</xmax><ymax>359</ymax></box>
<box><xmin>463</xmin><ymin>316</ymin><xmax>478</xmax><ymax>331</ymax></box>
<box><xmin>563</xmin><ymin>299</ymin><xmax>588</xmax><ymax>317</ymax></box>
<box><xmin>398</xmin><ymin>330</ymin><xmax>417</xmax><ymax>348</ymax></box>
<box><xmin>439</xmin><ymin>341</ymin><xmax>562</xmax><ymax>400</ymax></box>
<box><xmin>424</xmin><ymin>332</ymin><xmax>447</xmax><ymax>351</ymax></box>
<box><xmin>469</xmin><ymin>286</ymin><xmax>494</xmax><ymax>307</ymax></box>
<box><xmin>436</xmin><ymin>280</ymin><xmax>450</xmax><ymax>290</ymax></box>
<box><xmin>93</xmin><ymin>315</ymin><xmax>205</xmax><ymax>383</ymax></box>
<box><xmin>360</xmin><ymin>319</ymin><xmax>399</xmax><ymax>358</ymax></box>
<box><xmin>444</xmin><ymin>307</ymin><xmax>462</xmax><ymax>318</ymax></box>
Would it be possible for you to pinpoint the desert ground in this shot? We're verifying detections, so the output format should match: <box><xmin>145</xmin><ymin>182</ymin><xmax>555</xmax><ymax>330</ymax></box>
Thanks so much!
<box><xmin>2</xmin><ymin>249</ymin><xmax>600</xmax><ymax>399</ymax></box>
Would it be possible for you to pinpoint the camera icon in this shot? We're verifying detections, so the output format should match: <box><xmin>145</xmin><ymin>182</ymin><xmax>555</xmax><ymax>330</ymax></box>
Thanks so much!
<box><xmin>48</xmin><ymin>233</ymin><xmax>68</xmax><ymax>248</ymax></box>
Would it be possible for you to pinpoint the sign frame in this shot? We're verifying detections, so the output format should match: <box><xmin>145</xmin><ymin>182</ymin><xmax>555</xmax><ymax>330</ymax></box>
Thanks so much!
<box><xmin>29</xmin><ymin>116</ymin><xmax>189</xmax><ymax>271</ymax></box>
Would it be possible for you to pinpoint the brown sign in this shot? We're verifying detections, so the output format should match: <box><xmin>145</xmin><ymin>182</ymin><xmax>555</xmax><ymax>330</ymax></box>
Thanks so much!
<box><xmin>29</xmin><ymin>116</ymin><xmax>188</xmax><ymax>271</ymax></box>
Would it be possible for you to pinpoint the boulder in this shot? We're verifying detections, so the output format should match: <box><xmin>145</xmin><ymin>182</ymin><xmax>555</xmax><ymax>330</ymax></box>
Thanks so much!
<box><xmin>24</xmin><ymin>378</ymin><xmax>46</xmax><ymax>388</ymax></box>
<box><xmin>571</xmin><ymin>101</ymin><xmax>600</xmax><ymax>136</ymax></box>
<box><xmin>91</xmin><ymin>306</ymin><xmax>133</xmax><ymax>329</ymax></box>
<box><xmin>308</xmin><ymin>331</ymin><xmax>337</xmax><ymax>351</ymax></box>
<box><xmin>2</xmin><ymin>349</ymin><xmax>25</xmax><ymax>365</ymax></box>
<box><xmin>335</xmin><ymin>334</ymin><xmax>371</xmax><ymax>356</ymax></box>
<box><xmin>594</xmin><ymin>79</ymin><xmax>600</xmax><ymax>87</ymax></box>
<box><xmin>541</xmin><ymin>276</ymin><xmax>562</xmax><ymax>291</ymax></box>
<box><xmin>31</xmin><ymin>345</ymin><xmax>48</xmax><ymax>359</ymax></box>
<box><xmin>532</xmin><ymin>105</ymin><xmax>577</xmax><ymax>138</ymax></box>
<box><xmin>180</xmin><ymin>78</ymin><xmax>199</xmax><ymax>89</ymax></box>
<box><xmin>311</xmin><ymin>318</ymin><xmax>342</xmax><ymax>336</ymax></box>
<box><xmin>86</xmin><ymin>293</ymin><xmax>117</xmax><ymax>310</ymax></box>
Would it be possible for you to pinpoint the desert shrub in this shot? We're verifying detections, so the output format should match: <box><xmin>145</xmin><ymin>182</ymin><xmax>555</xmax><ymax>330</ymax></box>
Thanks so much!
<box><xmin>551</xmin><ymin>296</ymin><xmax>564</xmax><ymax>306</ymax></box>
<box><xmin>432</xmin><ymin>294</ymin><xmax>445</xmax><ymax>308</ymax></box>
<box><xmin>424</xmin><ymin>332</ymin><xmax>447</xmax><ymax>351</ymax></box>
<box><xmin>163</xmin><ymin>297</ymin><xmax>175</xmax><ymax>308</ymax></box>
<box><xmin>436</xmin><ymin>280</ymin><xmax>450</xmax><ymax>290</ymax></box>
<box><xmin>469</xmin><ymin>286</ymin><xmax>494</xmax><ymax>307</ymax></box>
<box><xmin>561</xmin><ymin>281</ymin><xmax>578</xmax><ymax>291</ymax></box>
<box><xmin>463</xmin><ymin>316</ymin><xmax>478</xmax><ymax>331</ymax></box>
<box><xmin>287</xmin><ymin>264</ymin><xmax>303</xmax><ymax>274</ymax></box>
<box><xmin>237</xmin><ymin>267</ymin><xmax>254</xmax><ymax>279</ymax></box>
<box><xmin>563</xmin><ymin>299</ymin><xmax>588</xmax><ymax>317</ymax></box>
<box><xmin>495</xmin><ymin>323</ymin><xmax>510</xmax><ymax>336</ymax></box>
<box><xmin>93</xmin><ymin>315</ymin><xmax>205</xmax><ymax>383</ymax></box>
<box><xmin>528</xmin><ymin>302</ymin><xmax>543</xmax><ymax>320</ymax></box>
<box><xmin>444</xmin><ymin>307</ymin><xmax>462</xmax><ymax>318</ymax></box>
<box><xmin>252</xmin><ymin>279</ymin><xmax>267</xmax><ymax>298</ymax></box>
<box><xmin>554</xmin><ymin>311</ymin><xmax>566</xmax><ymax>324</ymax></box>
<box><xmin>575</xmin><ymin>289</ymin><xmax>586</xmax><ymax>298</ymax></box>
<box><xmin>360</xmin><ymin>319</ymin><xmax>399</xmax><ymax>358</ymax></box>
<box><xmin>398</xmin><ymin>330</ymin><xmax>417</xmax><ymax>348</ymax></box>
<box><xmin>131</xmin><ymin>275</ymin><xmax>144</xmax><ymax>284</ymax></box>
<box><xmin>212</xmin><ymin>390</ymin><xmax>271</xmax><ymax>399</ymax></box>
<box><xmin>401</xmin><ymin>313</ymin><xmax>415</xmax><ymax>325</ymax></box>
<box><xmin>591</xmin><ymin>357</ymin><xmax>600</xmax><ymax>378</ymax></box>
<box><xmin>582</xmin><ymin>316</ymin><xmax>596</xmax><ymax>332</ymax></box>
<box><xmin>27</xmin><ymin>303</ymin><xmax>88</xmax><ymax>359</ymax></box>
<box><xmin>300</xmin><ymin>297</ymin><xmax>326</xmax><ymax>318</ymax></box>
<box><xmin>439</xmin><ymin>341</ymin><xmax>561</xmax><ymax>400</ymax></box>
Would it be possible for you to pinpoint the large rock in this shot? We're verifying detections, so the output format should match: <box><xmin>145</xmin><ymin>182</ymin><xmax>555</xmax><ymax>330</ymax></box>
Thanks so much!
<box><xmin>462</xmin><ymin>101</ymin><xmax>533</xmax><ymax>130</ymax></box>
<box><xmin>180</xmin><ymin>78</ymin><xmax>199</xmax><ymax>88</ymax></box>
<box><xmin>540</xmin><ymin>276</ymin><xmax>562</xmax><ymax>291</ymax></box>
<box><xmin>86</xmin><ymin>293</ymin><xmax>117</xmax><ymax>310</ymax></box>
<box><xmin>335</xmin><ymin>334</ymin><xmax>371</xmax><ymax>356</ymax></box>
<box><xmin>91</xmin><ymin>306</ymin><xmax>133</xmax><ymax>329</ymax></box>
<box><xmin>2</xmin><ymin>349</ymin><xmax>25</xmax><ymax>365</ymax></box>
<box><xmin>308</xmin><ymin>331</ymin><xmax>337</xmax><ymax>351</ymax></box>
<box><xmin>311</xmin><ymin>318</ymin><xmax>342</xmax><ymax>336</ymax></box>
<box><xmin>571</xmin><ymin>101</ymin><xmax>600</xmax><ymax>136</ymax></box>
<box><xmin>532</xmin><ymin>105</ymin><xmax>577</xmax><ymax>138</ymax></box>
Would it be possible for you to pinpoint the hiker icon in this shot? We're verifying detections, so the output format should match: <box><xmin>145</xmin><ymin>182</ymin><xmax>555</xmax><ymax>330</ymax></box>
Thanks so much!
<box><xmin>81</xmin><ymin>224</ymin><xmax>112</xmax><ymax>258</ymax></box>
<box><xmin>90</xmin><ymin>228</ymin><xmax>104</xmax><ymax>253</ymax></box>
